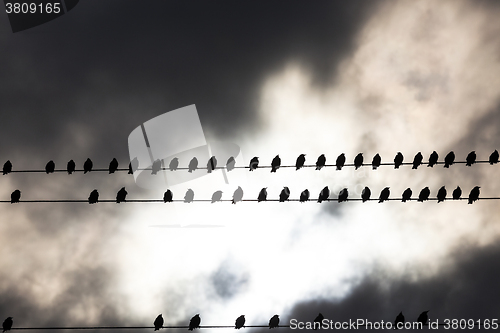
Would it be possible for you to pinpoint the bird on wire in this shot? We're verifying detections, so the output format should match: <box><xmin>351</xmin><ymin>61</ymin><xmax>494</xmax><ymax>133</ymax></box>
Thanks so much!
<box><xmin>226</xmin><ymin>156</ymin><xmax>236</xmax><ymax>171</ymax></box>
<box><xmin>169</xmin><ymin>157</ymin><xmax>179</xmax><ymax>171</ymax></box>
<box><xmin>109</xmin><ymin>158</ymin><xmax>119</xmax><ymax>174</ymax></box>
<box><xmin>211</xmin><ymin>190</ymin><xmax>223</xmax><ymax>203</ymax></box>
<box><xmin>163</xmin><ymin>190</ymin><xmax>173</xmax><ymax>203</ymax></box>
<box><xmin>372</xmin><ymin>153</ymin><xmax>381</xmax><ymax>170</ymax></box>
<box><xmin>269</xmin><ymin>315</ymin><xmax>279</xmax><ymax>329</ymax></box>
<box><xmin>184</xmin><ymin>189</ymin><xmax>194</xmax><ymax>203</ymax></box>
<box><xmin>466</xmin><ymin>151</ymin><xmax>476</xmax><ymax>166</ymax></box>
<box><xmin>361</xmin><ymin>186</ymin><xmax>371</xmax><ymax>202</ymax></box>
<box><xmin>417</xmin><ymin>311</ymin><xmax>429</xmax><ymax>327</ymax></box>
<box><xmin>88</xmin><ymin>189</ymin><xmax>99</xmax><ymax>204</ymax></box>
<box><xmin>10</xmin><ymin>189</ymin><xmax>21</xmax><ymax>204</ymax></box>
<box><xmin>235</xmin><ymin>315</ymin><xmax>245</xmax><ymax>329</ymax></box>
<box><xmin>188</xmin><ymin>314</ymin><xmax>201</xmax><ymax>331</ymax></box>
<box><xmin>207</xmin><ymin>156</ymin><xmax>217</xmax><ymax>173</ymax></box>
<box><xmin>336</xmin><ymin>153</ymin><xmax>345</xmax><ymax>170</ymax></box>
<box><xmin>188</xmin><ymin>157</ymin><xmax>198</xmax><ymax>173</ymax></box>
<box><xmin>428</xmin><ymin>151</ymin><xmax>438</xmax><ymax>167</ymax></box>
<box><xmin>279</xmin><ymin>187</ymin><xmax>290</xmax><ymax>202</ymax></box>
<box><xmin>338</xmin><ymin>188</ymin><xmax>348</xmax><ymax>203</ymax></box>
<box><xmin>249</xmin><ymin>157</ymin><xmax>259</xmax><ymax>171</ymax></box>
<box><xmin>154</xmin><ymin>314</ymin><xmax>164</xmax><ymax>331</ymax></box>
<box><xmin>300</xmin><ymin>189</ymin><xmax>310</xmax><ymax>202</ymax></box>
<box><xmin>67</xmin><ymin>159</ymin><xmax>76</xmax><ymax>174</ymax></box>
<box><xmin>313</xmin><ymin>313</ymin><xmax>324</xmax><ymax>330</ymax></box>
<box><xmin>116</xmin><ymin>187</ymin><xmax>127</xmax><ymax>203</ymax></box>
<box><xmin>232</xmin><ymin>186</ymin><xmax>244</xmax><ymax>204</ymax></box>
<box><xmin>129</xmin><ymin>157</ymin><xmax>139</xmax><ymax>174</ymax></box>
<box><xmin>316</xmin><ymin>154</ymin><xmax>326</xmax><ymax>170</ymax></box>
<box><xmin>83</xmin><ymin>158</ymin><xmax>93</xmax><ymax>173</ymax></box>
<box><xmin>354</xmin><ymin>153</ymin><xmax>363</xmax><ymax>170</ymax></box>
<box><xmin>257</xmin><ymin>188</ymin><xmax>268</xmax><ymax>202</ymax></box>
<box><xmin>468</xmin><ymin>186</ymin><xmax>480</xmax><ymax>204</ymax></box>
<box><xmin>379</xmin><ymin>187</ymin><xmax>390</xmax><ymax>203</ymax></box>
<box><xmin>412</xmin><ymin>152</ymin><xmax>423</xmax><ymax>169</ymax></box>
<box><xmin>489</xmin><ymin>150</ymin><xmax>499</xmax><ymax>165</ymax></box>
<box><xmin>2</xmin><ymin>317</ymin><xmax>13</xmax><ymax>332</ymax></box>
<box><xmin>402</xmin><ymin>188</ymin><xmax>412</xmax><ymax>202</ymax></box>
<box><xmin>394</xmin><ymin>312</ymin><xmax>404</xmax><ymax>330</ymax></box>
<box><xmin>151</xmin><ymin>159</ymin><xmax>162</xmax><ymax>175</ymax></box>
<box><xmin>437</xmin><ymin>186</ymin><xmax>447</xmax><ymax>203</ymax></box>
<box><xmin>317</xmin><ymin>186</ymin><xmax>330</xmax><ymax>203</ymax></box>
<box><xmin>3</xmin><ymin>160</ymin><xmax>12</xmax><ymax>175</ymax></box>
<box><xmin>45</xmin><ymin>160</ymin><xmax>55</xmax><ymax>174</ymax></box>
<box><xmin>296</xmin><ymin>154</ymin><xmax>306</xmax><ymax>170</ymax></box>
<box><xmin>444</xmin><ymin>151</ymin><xmax>455</xmax><ymax>168</ymax></box>
<box><xmin>418</xmin><ymin>187</ymin><xmax>430</xmax><ymax>202</ymax></box>
<box><xmin>394</xmin><ymin>152</ymin><xmax>404</xmax><ymax>169</ymax></box>
<box><xmin>452</xmin><ymin>186</ymin><xmax>462</xmax><ymax>200</ymax></box>
<box><xmin>271</xmin><ymin>155</ymin><xmax>281</xmax><ymax>172</ymax></box>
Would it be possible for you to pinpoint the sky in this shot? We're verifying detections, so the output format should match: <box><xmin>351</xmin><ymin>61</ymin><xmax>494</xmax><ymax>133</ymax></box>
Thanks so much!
<box><xmin>1</xmin><ymin>0</ymin><xmax>500</xmax><ymax>332</ymax></box>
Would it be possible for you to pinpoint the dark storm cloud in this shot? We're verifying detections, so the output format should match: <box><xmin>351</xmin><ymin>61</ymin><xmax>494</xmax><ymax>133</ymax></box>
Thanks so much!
<box><xmin>210</xmin><ymin>260</ymin><xmax>249</xmax><ymax>299</ymax></box>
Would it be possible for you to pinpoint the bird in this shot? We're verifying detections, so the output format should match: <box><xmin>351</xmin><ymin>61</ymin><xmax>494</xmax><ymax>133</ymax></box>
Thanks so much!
<box><xmin>468</xmin><ymin>186</ymin><xmax>480</xmax><ymax>204</ymax></box>
<box><xmin>232</xmin><ymin>186</ymin><xmax>243</xmax><ymax>204</ymax></box>
<box><xmin>489</xmin><ymin>150</ymin><xmax>499</xmax><ymax>165</ymax></box>
<box><xmin>300</xmin><ymin>189</ymin><xmax>310</xmax><ymax>202</ymax></box>
<box><xmin>338</xmin><ymin>188</ymin><xmax>348</xmax><ymax>203</ymax></box>
<box><xmin>169</xmin><ymin>157</ymin><xmax>179</xmax><ymax>171</ymax></box>
<box><xmin>67</xmin><ymin>159</ymin><xmax>76</xmax><ymax>174</ymax></box>
<box><xmin>412</xmin><ymin>152</ymin><xmax>423</xmax><ymax>169</ymax></box>
<box><xmin>184</xmin><ymin>189</ymin><xmax>194</xmax><ymax>203</ymax></box>
<box><xmin>226</xmin><ymin>156</ymin><xmax>236</xmax><ymax>171</ymax></box>
<box><xmin>163</xmin><ymin>190</ymin><xmax>173</xmax><ymax>203</ymax></box>
<box><xmin>88</xmin><ymin>189</ymin><xmax>99</xmax><ymax>204</ymax></box>
<box><xmin>394</xmin><ymin>152</ymin><xmax>403</xmax><ymax>169</ymax></box>
<box><xmin>428</xmin><ymin>151</ymin><xmax>438</xmax><ymax>167</ymax></box>
<box><xmin>335</xmin><ymin>153</ymin><xmax>345</xmax><ymax>170</ymax></box>
<box><xmin>417</xmin><ymin>311</ymin><xmax>429</xmax><ymax>327</ymax></box>
<box><xmin>279</xmin><ymin>187</ymin><xmax>290</xmax><ymax>202</ymax></box>
<box><xmin>45</xmin><ymin>160</ymin><xmax>55</xmax><ymax>174</ymax></box>
<box><xmin>316</xmin><ymin>154</ymin><xmax>326</xmax><ymax>170</ymax></box>
<box><xmin>452</xmin><ymin>186</ymin><xmax>462</xmax><ymax>200</ymax></box>
<box><xmin>207</xmin><ymin>156</ymin><xmax>217</xmax><ymax>173</ymax></box>
<box><xmin>109</xmin><ymin>158</ymin><xmax>119</xmax><ymax>174</ymax></box>
<box><xmin>3</xmin><ymin>160</ymin><xmax>12</xmax><ymax>175</ymax></box>
<box><xmin>154</xmin><ymin>314</ymin><xmax>164</xmax><ymax>331</ymax></box>
<box><xmin>10</xmin><ymin>190</ymin><xmax>21</xmax><ymax>204</ymax></box>
<box><xmin>2</xmin><ymin>317</ymin><xmax>13</xmax><ymax>332</ymax></box>
<box><xmin>402</xmin><ymin>188</ymin><xmax>412</xmax><ymax>202</ymax></box>
<box><xmin>354</xmin><ymin>153</ymin><xmax>363</xmax><ymax>170</ymax></box>
<box><xmin>313</xmin><ymin>313</ymin><xmax>324</xmax><ymax>330</ymax></box>
<box><xmin>116</xmin><ymin>187</ymin><xmax>127</xmax><ymax>203</ymax></box>
<box><xmin>129</xmin><ymin>157</ymin><xmax>139</xmax><ymax>174</ymax></box>
<box><xmin>379</xmin><ymin>187</ymin><xmax>390</xmax><ymax>203</ymax></box>
<box><xmin>235</xmin><ymin>315</ymin><xmax>245</xmax><ymax>329</ymax></box>
<box><xmin>418</xmin><ymin>187</ymin><xmax>430</xmax><ymax>202</ymax></box>
<box><xmin>249</xmin><ymin>157</ymin><xmax>259</xmax><ymax>171</ymax></box>
<box><xmin>372</xmin><ymin>153</ymin><xmax>381</xmax><ymax>170</ymax></box>
<box><xmin>188</xmin><ymin>157</ymin><xmax>198</xmax><ymax>173</ymax></box>
<box><xmin>317</xmin><ymin>186</ymin><xmax>330</xmax><ymax>203</ymax></box>
<box><xmin>269</xmin><ymin>315</ymin><xmax>279</xmax><ymax>329</ymax></box>
<box><xmin>444</xmin><ymin>151</ymin><xmax>455</xmax><ymax>168</ymax></box>
<box><xmin>258</xmin><ymin>188</ymin><xmax>267</xmax><ymax>202</ymax></box>
<box><xmin>296</xmin><ymin>154</ymin><xmax>306</xmax><ymax>170</ymax></box>
<box><xmin>394</xmin><ymin>312</ymin><xmax>404</xmax><ymax>330</ymax></box>
<box><xmin>211</xmin><ymin>190</ymin><xmax>223</xmax><ymax>203</ymax></box>
<box><xmin>361</xmin><ymin>186</ymin><xmax>371</xmax><ymax>202</ymax></box>
<box><xmin>188</xmin><ymin>314</ymin><xmax>201</xmax><ymax>331</ymax></box>
<box><xmin>271</xmin><ymin>155</ymin><xmax>281</xmax><ymax>172</ymax></box>
<box><xmin>83</xmin><ymin>158</ymin><xmax>93</xmax><ymax>173</ymax></box>
<box><xmin>466</xmin><ymin>151</ymin><xmax>476</xmax><ymax>166</ymax></box>
<box><xmin>437</xmin><ymin>186</ymin><xmax>447</xmax><ymax>203</ymax></box>
<box><xmin>151</xmin><ymin>159</ymin><xmax>162</xmax><ymax>175</ymax></box>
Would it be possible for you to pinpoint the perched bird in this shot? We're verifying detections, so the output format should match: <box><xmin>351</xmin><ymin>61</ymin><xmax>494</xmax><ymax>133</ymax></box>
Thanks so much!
<box><xmin>452</xmin><ymin>186</ymin><xmax>462</xmax><ymax>200</ymax></box>
<box><xmin>466</xmin><ymin>151</ymin><xmax>476</xmax><ymax>166</ymax></box>
<box><xmin>354</xmin><ymin>153</ymin><xmax>363</xmax><ymax>170</ymax></box>
<box><xmin>188</xmin><ymin>314</ymin><xmax>201</xmax><ymax>331</ymax></box>
<box><xmin>335</xmin><ymin>153</ymin><xmax>345</xmax><ymax>170</ymax></box>
<box><xmin>3</xmin><ymin>160</ymin><xmax>12</xmax><ymax>175</ymax></box>
<box><xmin>444</xmin><ymin>151</ymin><xmax>455</xmax><ymax>168</ymax></box>
<box><xmin>83</xmin><ymin>158</ymin><xmax>93</xmax><ymax>173</ymax></box>
<box><xmin>412</xmin><ymin>152</ymin><xmax>423</xmax><ymax>169</ymax></box>
<box><xmin>417</xmin><ymin>311</ymin><xmax>429</xmax><ymax>327</ymax></box>
<box><xmin>67</xmin><ymin>159</ymin><xmax>76</xmax><ymax>174</ymax></box>
<box><xmin>109</xmin><ymin>158</ymin><xmax>119</xmax><ymax>174</ymax></box>
<box><xmin>116</xmin><ymin>187</ymin><xmax>127</xmax><ymax>203</ymax></box>
<box><xmin>295</xmin><ymin>154</ymin><xmax>306</xmax><ymax>170</ymax></box>
<box><xmin>184</xmin><ymin>189</ymin><xmax>194</xmax><ymax>203</ymax></box>
<box><xmin>313</xmin><ymin>313</ymin><xmax>324</xmax><ymax>330</ymax></box>
<box><xmin>379</xmin><ymin>187</ymin><xmax>390</xmax><ymax>203</ymax></box>
<box><xmin>154</xmin><ymin>314</ymin><xmax>164</xmax><ymax>331</ymax></box>
<box><xmin>188</xmin><ymin>157</ymin><xmax>198</xmax><ymax>173</ymax></box>
<box><xmin>394</xmin><ymin>312</ymin><xmax>404</xmax><ymax>330</ymax></box>
<box><xmin>257</xmin><ymin>188</ymin><xmax>268</xmax><ymax>202</ymax></box>
<box><xmin>10</xmin><ymin>190</ymin><xmax>21</xmax><ymax>204</ymax></box>
<box><xmin>428</xmin><ymin>151</ymin><xmax>438</xmax><ymax>167</ymax></box>
<box><xmin>489</xmin><ymin>150</ymin><xmax>499</xmax><ymax>165</ymax></box>
<box><xmin>163</xmin><ymin>190</ymin><xmax>173</xmax><ymax>203</ymax></box>
<box><xmin>418</xmin><ymin>187</ymin><xmax>430</xmax><ymax>202</ymax></box>
<box><xmin>249</xmin><ymin>157</ymin><xmax>259</xmax><ymax>171</ymax></box>
<box><xmin>45</xmin><ymin>160</ymin><xmax>55</xmax><ymax>174</ymax></box>
<box><xmin>394</xmin><ymin>152</ymin><xmax>403</xmax><ymax>169</ymax></box>
<box><xmin>316</xmin><ymin>154</ymin><xmax>326</xmax><ymax>170</ymax></box>
<box><xmin>338</xmin><ymin>188</ymin><xmax>348</xmax><ymax>203</ymax></box>
<box><xmin>372</xmin><ymin>153</ymin><xmax>381</xmax><ymax>170</ymax></box>
<box><xmin>235</xmin><ymin>315</ymin><xmax>245</xmax><ymax>329</ymax></box>
<box><xmin>437</xmin><ymin>186</ymin><xmax>447</xmax><ymax>203</ymax></box>
<box><xmin>151</xmin><ymin>159</ymin><xmax>162</xmax><ymax>175</ymax></box>
<box><xmin>271</xmin><ymin>155</ymin><xmax>281</xmax><ymax>172</ymax></box>
<box><xmin>361</xmin><ymin>186</ymin><xmax>371</xmax><ymax>202</ymax></box>
<box><xmin>402</xmin><ymin>188</ymin><xmax>412</xmax><ymax>202</ymax></box>
<box><xmin>299</xmin><ymin>189</ymin><xmax>310</xmax><ymax>202</ymax></box>
<box><xmin>468</xmin><ymin>186</ymin><xmax>480</xmax><ymax>204</ymax></box>
<box><xmin>279</xmin><ymin>187</ymin><xmax>290</xmax><ymax>202</ymax></box>
<box><xmin>317</xmin><ymin>186</ymin><xmax>330</xmax><ymax>203</ymax></box>
<box><xmin>226</xmin><ymin>156</ymin><xmax>236</xmax><ymax>171</ymax></box>
<box><xmin>88</xmin><ymin>189</ymin><xmax>99</xmax><ymax>204</ymax></box>
<box><xmin>129</xmin><ymin>157</ymin><xmax>139</xmax><ymax>174</ymax></box>
<box><xmin>2</xmin><ymin>317</ymin><xmax>13</xmax><ymax>332</ymax></box>
<box><xmin>169</xmin><ymin>157</ymin><xmax>179</xmax><ymax>171</ymax></box>
<box><xmin>269</xmin><ymin>314</ymin><xmax>279</xmax><ymax>329</ymax></box>
<box><xmin>211</xmin><ymin>190</ymin><xmax>223</xmax><ymax>203</ymax></box>
<box><xmin>207</xmin><ymin>156</ymin><xmax>217</xmax><ymax>173</ymax></box>
<box><xmin>232</xmin><ymin>186</ymin><xmax>244</xmax><ymax>204</ymax></box>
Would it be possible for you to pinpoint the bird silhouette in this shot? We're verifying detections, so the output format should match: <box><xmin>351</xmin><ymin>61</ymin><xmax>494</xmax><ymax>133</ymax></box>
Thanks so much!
<box><xmin>444</xmin><ymin>151</ymin><xmax>455</xmax><ymax>168</ymax></box>
<box><xmin>452</xmin><ymin>186</ymin><xmax>462</xmax><ymax>200</ymax></box>
<box><xmin>211</xmin><ymin>190</ymin><xmax>223</xmax><ymax>203</ymax></box>
<box><xmin>468</xmin><ymin>186</ymin><xmax>480</xmax><ymax>204</ymax></box>
<box><xmin>154</xmin><ymin>314</ymin><xmax>164</xmax><ymax>331</ymax></box>
<box><xmin>226</xmin><ymin>156</ymin><xmax>236</xmax><ymax>171</ymax></box>
<box><xmin>188</xmin><ymin>157</ymin><xmax>198</xmax><ymax>173</ymax></box>
<box><xmin>10</xmin><ymin>190</ymin><xmax>21</xmax><ymax>204</ymax></box>
<box><xmin>235</xmin><ymin>315</ymin><xmax>245</xmax><ymax>329</ymax></box>
<box><xmin>232</xmin><ymin>186</ymin><xmax>243</xmax><ymax>204</ymax></box>
<box><xmin>169</xmin><ymin>157</ymin><xmax>179</xmax><ymax>171</ymax></box>
<box><xmin>45</xmin><ymin>160</ymin><xmax>55</xmax><ymax>174</ymax></box>
<box><xmin>338</xmin><ymin>188</ymin><xmax>348</xmax><ymax>202</ymax></box>
<box><xmin>418</xmin><ymin>187</ymin><xmax>430</xmax><ymax>202</ymax></box>
<box><xmin>417</xmin><ymin>311</ymin><xmax>429</xmax><ymax>327</ymax></box>
<box><xmin>279</xmin><ymin>187</ymin><xmax>290</xmax><ymax>202</ymax></box>
<box><xmin>379</xmin><ymin>187</ymin><xmax>390</xmax><ymax>203</ymax></box>
<box><xmin>372</xmin><ymin>153</ymin><xmax>381</xmax><ymax>170</ymax></box>
<box><xmin>151</xmin><ymin>159</ymin><xmax>162</xmax><ymax>175</ymax></box>
<box><xmin>163</xmin><ymin>190</ymin><xmax>173</xmax><ymax>203</ymax></box>
<box><xmin>361</xmin><ymin>186</ymin><xmax>371</xmax><ymax>202</ymax></box>
<box><xmin>412</xmin><ymin>152</ymin><xmax>423</xmax><ymax>169</ymax></box>
<box><xmin>207</xmin><ymin>156</ymin><xmax>217</xmax><ymax>173</ymax></box>
<box><xmin>313</xmin><ymin>313</ymin><xmax>324</xmax><ymax>330</ymax></box>
<box><xmin>258</xmin><ymin>188</ymin><xmax>268</xmax><ymax>202</ymax></box>
<box><xmin>394</xmin><ymin>152</ymin><xmax>403</xmax><ymax>169</ymax></box>
<box><xmin>83</xmin><ymin>158</ymin><xmax>93</xmax><ymax>173</ymax></box>
<box><xmin>269</xmin><ymin>314</ymin><xmax>279</xmax><ymax>329</ymax></box>
<box><xmin>428</xmin><ymin>151</ymin><xmax>438</xmax><ymax>167</ymax></box>
<box><xmin>88</xmin><ymin>189</ymin><xmax>99</xmax><ymax>204</ymax></box>
<box><xmin>354</xmin><ymin>153</ymin><xmax>363</xmax><ymax>170</ymax></box>
<box><xmin>402</xmin><ymin>188</ymin><xmax>412</xmax><ymax>202</ymax></box>
<box><xmin>67</xmin><ymin>160</ymin><xmax>76</xmax><ymax>174</ymax></box>
<box><xmin>394</xmin><ymin>312</ymin><xmax>404</xmax><ymax>330</ymax></box>
<box><xmin>2</xmin><ymin>317</ymin><xmax>13</xmax><ymax>332</ymax></box>
<box><xmin>249</xmin><ymin>157</ymin><xmax>259</xmax><ymax>171</ymax></box>
<box><xmin>184</xmin><ymin>189</ymin><xmax>194</xmax><ymax>203</ymax></box>
<box><xmin>108</xmin><ymin>158</ymin><xmax>118</xmax><ymax>174</ymax></box>
<box><xmin>466</xmin><ymin>151</ymin><xmax>476</xmax><ymax>166</ymax></box>
<box><xmin>271</xmin><ymin>155</ymin><xmax>281</xmax><ymax>172</ymax></box>
<box><xmin>489</xmin><ymin>150</ymin><xmax>499</xmax><ymax>165</ymax></box>
<box><xmin>296</xmin><ymin>154</ymin><xmax>306</xmax><ymax>170</ymax></box>
<box><xmin>188</xmin><ymin>314</ymin><xmax>201</xmax><ymax>331</ymax></box>
<box><xmin>437</xmin><ymin>186</ymin><xmax>447</xmax><ymax>203</ymax></box>
<box><xmin>129</xmin><ymin>157</ymin><xmax>139</xmax><ymax>174</ymax></box>
<box><xmin>336</xmin><ymin>153</ymin><xmax>345</xmax><ymax>170</ymax></box>
<box><xmin>116</xmin><ymin>187</ymin><xmax>127</xmax><ymax>203</ymax></box>
<box><xmin>3</xmin><ymin>160</ymin><xmax>12</xmax><ymax>175</ymax></box>
<box><xmin>316</xmin><ymin>154</ymin><xmax>326</xmax><ymax>170</ymax></box>
<box><xmin>300</xmin><ymin>189</ymin><xmax>310</xmax><ymax>202</ymax></box>
<box><xmin>317</xmin><ymin>186</ymin><xmax>330</xmax><ymax>203</ymax></box>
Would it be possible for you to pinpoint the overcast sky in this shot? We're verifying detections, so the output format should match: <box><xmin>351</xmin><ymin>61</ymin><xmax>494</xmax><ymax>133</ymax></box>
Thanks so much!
<box><xmin>1</xmin><ymin>0</ymin><xmax>500</xmax><ymax>332</ymax></box>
